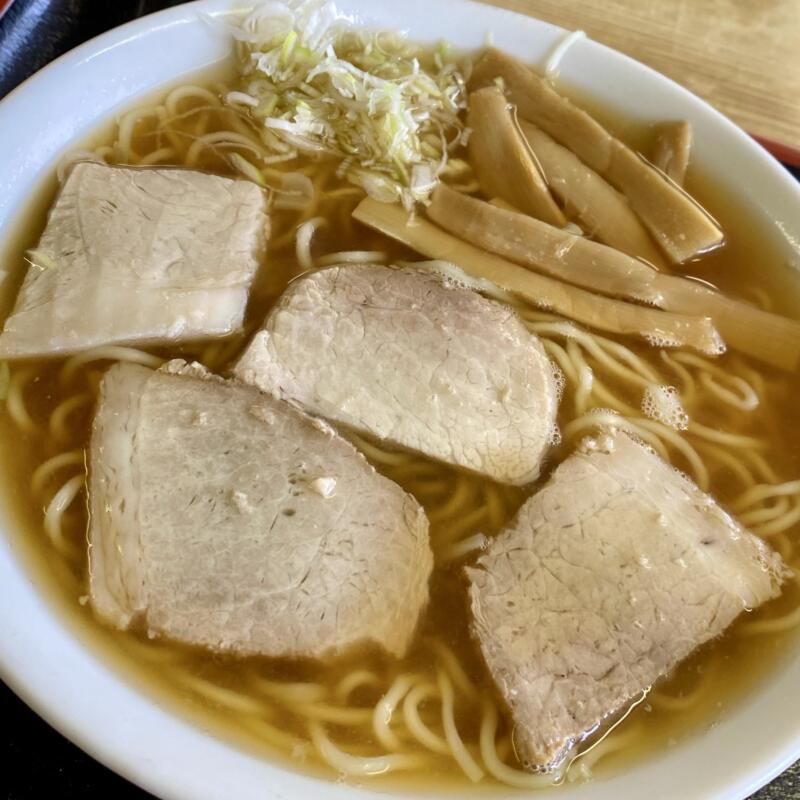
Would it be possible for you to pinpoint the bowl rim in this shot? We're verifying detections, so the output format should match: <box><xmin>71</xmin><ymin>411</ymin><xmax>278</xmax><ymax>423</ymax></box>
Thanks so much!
<box><xmin>0</xmin><ymin>2</ymin><xmax>799</xmax><ymax>799</ymax></box>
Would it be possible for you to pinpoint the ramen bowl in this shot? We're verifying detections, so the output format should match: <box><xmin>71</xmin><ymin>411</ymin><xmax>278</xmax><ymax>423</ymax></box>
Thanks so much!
<box><xmin>0</xmin><ymin>1</ymin><xmax>799</xmax><ymax>799</ymax></box>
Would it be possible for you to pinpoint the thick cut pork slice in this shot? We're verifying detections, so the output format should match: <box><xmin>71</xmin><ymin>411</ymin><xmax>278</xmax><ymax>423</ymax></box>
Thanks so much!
<box><xmin>233</xmin><ymin>264</ymin><xmax>558</xmax><ymax>485</ymax></box>
<box><xmin>467</xmin><ymin>431</ymin><xmax>785</xmax><ymax>770</ymax></box>
<box><xmin>0</xmin><ymin>162</ymin><xmax>268</xmax><ymax>358</ymax></box>
<box><xmin>89</xmin><ymin>360</ymin><xmax>432</xmax><ymax>659</ymax></box>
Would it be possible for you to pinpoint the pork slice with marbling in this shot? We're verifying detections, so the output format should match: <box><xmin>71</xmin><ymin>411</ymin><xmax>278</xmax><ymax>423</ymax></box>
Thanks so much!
<box><xmin>0</xmin><ymin>162</ymin><xmax>268</xmax><ymax>358</ymax></box>
<box><xmin>233</xmin><ymin>264</ymin><xmax>558</xmax><ymax>486</ymax></box>
<box><xmin>467</xmin><ymin>431</ymin><xmax>785</xmax><ymax>770</ymax></box>
<box><xmin>89</xmin><ymin>359</ymin><xmax>432</xmax><ymax>659</ymax></box>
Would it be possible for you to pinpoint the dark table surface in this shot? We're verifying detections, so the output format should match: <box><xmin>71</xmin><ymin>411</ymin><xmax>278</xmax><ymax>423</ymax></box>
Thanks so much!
<box><xmin>1</xmin><ymin>1</ymin><xmax>799</xmax><ymax>798</ymax></box>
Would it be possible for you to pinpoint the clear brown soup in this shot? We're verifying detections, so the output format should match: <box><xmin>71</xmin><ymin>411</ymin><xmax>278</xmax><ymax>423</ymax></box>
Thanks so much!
<box><xmin>1</xmin><ymin>57</ymin><xmax>799</xmax><ymax>791</ymax></box>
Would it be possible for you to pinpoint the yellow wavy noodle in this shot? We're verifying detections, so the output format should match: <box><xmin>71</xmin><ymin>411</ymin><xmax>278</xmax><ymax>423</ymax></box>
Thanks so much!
<box><xmin>648</xmin><ymin>659</ymin><xmax>719</xmax><ymax>713</ymax></box>
<box><xmin>6</xmin><ymin>366</ymin><xmax>37</xmax><ymax>433</ymax></box>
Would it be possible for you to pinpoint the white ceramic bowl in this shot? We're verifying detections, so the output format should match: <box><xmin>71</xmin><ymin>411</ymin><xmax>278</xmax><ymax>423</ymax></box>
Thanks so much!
<box><xmin>1</xmin><ymin>2</ymin><xmax>799</xmax><ymax>798</ymax></box>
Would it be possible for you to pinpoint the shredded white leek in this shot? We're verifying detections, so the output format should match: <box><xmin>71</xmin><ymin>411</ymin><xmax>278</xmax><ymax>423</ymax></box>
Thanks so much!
<box><xmin>227</xmin><ymin>0</ymin><xmax>467</xmax><ymax>208</ymax></box>
<box><xmin>25</xmin><ymin>249</ymin><xmax>58</xmax><ymax>270</ymax></box>
<box><xmin>229</xmin><ymin>152</ymin><xmax>268</xmax><ymax>186</ymax></box>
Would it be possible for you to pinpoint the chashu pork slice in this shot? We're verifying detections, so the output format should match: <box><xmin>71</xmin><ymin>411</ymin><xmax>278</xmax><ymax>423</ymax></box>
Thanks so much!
<box><xmin>89</xmin><ymin>359</ymin><xmax>432</xmax><ymax>659</ymax></box>
<box><xmin>233</xmin><ymin>264</ymin><xmax>558</xmax><ymax>486</ymax></box>
<box><xmin>0</xmin><ymin>162</ymin><xmax>268</xmax><ymax>358</ymax></box>
<box><xmin>467</xmin><ymin>431</ymin><xmax>786</xmax><ymax>771</ymax></box>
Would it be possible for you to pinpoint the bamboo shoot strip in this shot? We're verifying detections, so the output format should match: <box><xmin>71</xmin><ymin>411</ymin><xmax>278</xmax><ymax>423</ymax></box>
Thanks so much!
<box><xmin>429</xmin><ymin>183</ymin><xmax>667</xmax><ymax>301</ymax></box>
<box><xmin>520</xmin><ymin>121</ymin><xmax>666</xmax><ymax>267</ymax></box>
<box><xmin>470</xmin><ymin>48</ymin><xmax>723</xmax><ymax>264</ymax></box>
<box><xmin>652</xmin><ymin>121</ymin><xmax>693</xmax><ymax>186</ymax></box>
<box><xmin>468</xmin><ymin>87</ymin><xmax>566</xmax><ymax>226</ymax></box>
<box><xmin>655</xmin><ymin>280</ymin><xmax>800</xmax><ymax>372</ymax></box>
<box><xmin>353</xmin><ymin>197</ymin><xmax>723</xmax><ymax>354</ymax></box>
<box><xmin>428</xmin><ymin>185</ymin><xmax>800</xmax><ymax>371</ymax></box>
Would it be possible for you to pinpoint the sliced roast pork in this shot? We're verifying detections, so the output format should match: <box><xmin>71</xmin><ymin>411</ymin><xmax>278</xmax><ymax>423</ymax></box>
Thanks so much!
<box><xmin>467</xmin><ymin>431</ymin><xmax>785</xmax><ymax>770</ymax></box>
<box><xmin>89</xmin><ymin>360</ymin><xmax>432</xmax><ymax>659</ymax></box>
<box><xmin>0</xmin><ymin>163</ymin><xmax>268</xmax><ymax>358</ymax></box>
<box><xmin>233</xmin><ymin>264</ymin><xmax>558</xmax><ymax>485</ymax></box>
